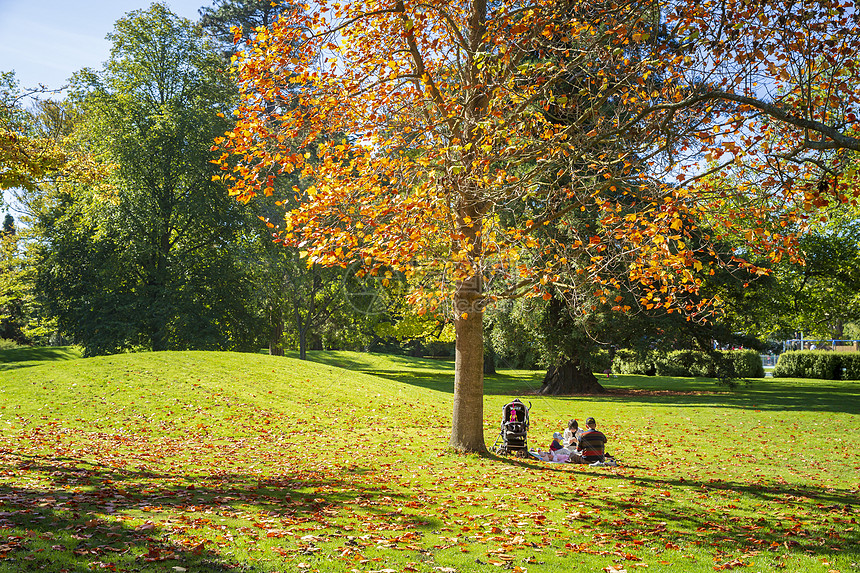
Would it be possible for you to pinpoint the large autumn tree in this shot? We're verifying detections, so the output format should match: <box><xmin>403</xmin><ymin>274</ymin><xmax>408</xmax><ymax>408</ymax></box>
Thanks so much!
<box><xmin>217</xmin><ymin>0</ymin><xmax>860</xmax><ymax>452</ymax></box>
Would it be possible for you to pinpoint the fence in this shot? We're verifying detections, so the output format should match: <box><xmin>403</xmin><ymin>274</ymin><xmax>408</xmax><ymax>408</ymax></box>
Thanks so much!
<box><xmin>782</xmin><ymin>339</ymin><xmax>860</xmax><ymax>352</ymax></box>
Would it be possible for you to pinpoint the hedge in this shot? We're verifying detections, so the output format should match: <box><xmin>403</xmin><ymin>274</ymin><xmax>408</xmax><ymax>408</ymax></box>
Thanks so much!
<box><xmin>773</xmin><ymin>351</ymin><xmax>860</xmax><ymax>380</ymax></box>
<box><xmin>610</xmin><ymin>348</ymin><xmax>764</xmax><ymax>378</ymax></box>
<box><xmin>842</xmin><ymin>353</ymin><xmax>860</xmax><ymax>379</ymax></box>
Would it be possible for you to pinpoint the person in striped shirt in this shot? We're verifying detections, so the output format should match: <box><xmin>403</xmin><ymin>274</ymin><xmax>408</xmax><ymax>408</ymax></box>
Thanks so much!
<box><xmin>576</xmin><ymin>417</ymin><xmax>607</xmax><ymax>463</ymax></box>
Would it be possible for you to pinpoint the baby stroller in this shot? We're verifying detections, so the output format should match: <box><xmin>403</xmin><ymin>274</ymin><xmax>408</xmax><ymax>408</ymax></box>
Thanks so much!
<box><xmin>492</xmin><ymin>398</ymin><xmax>531</xmax><ymax>457</ymax></box>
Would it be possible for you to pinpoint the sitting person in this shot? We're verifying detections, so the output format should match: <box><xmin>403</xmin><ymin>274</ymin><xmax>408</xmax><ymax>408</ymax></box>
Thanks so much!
<box><xmin>537</xmin><ymin>434</ymin><xmax>571</xmax><ymax>463</ymax></box>
<box><xmin>573</xmin><ymin>416</ymin><xmax>607</xmax><ymax>464</ymax></box>
<box><xmin>549</xmin><ymin>432</ymin><xmax>566</xmax><ymax>452</ymax></box>
<box><xmin>563</xmin><ymin>419</ymin><xmax>581</xmax><ymax>450</ymax></box>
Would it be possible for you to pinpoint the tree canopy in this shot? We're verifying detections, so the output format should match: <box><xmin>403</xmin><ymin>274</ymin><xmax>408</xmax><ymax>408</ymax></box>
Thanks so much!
<box><xmin>0</xmin><ymin>73</ymin><xmax>69</xmax><ymax>193</ymax></box>
<box><xmin>215</xmin><ymin>0</ymin><xmax>860</xmax><ymax>451</ymax></box>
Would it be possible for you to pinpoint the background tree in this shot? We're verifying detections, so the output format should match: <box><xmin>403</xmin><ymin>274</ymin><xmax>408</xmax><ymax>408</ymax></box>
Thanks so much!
<box><xmin>33</xmin><ymin>3</ymin><xmax>257</xmax><ymax>355</ymax></box>
<box><xmin>0</xmin><ymin>76</ymin><xmax>100</xmax><ymax>345</ymax></box>
<box><xmin>240</xmin><ymin>211</ymin><xmax>368</xmax><ymax>359</ymax></box>
<box><xmin>717</xmin><ymin>217</ymin><xmax>860</xmax><ymax>343</ymax></box>
<box><xmin>0</xmin><ymin>72</ymin><xmax>67</xmax><ymax>193</ymax></box>
<box><xmin>200</xmin><ymin>0</ymin><xmax>363</xmax><ymax>359</ymax></box>
<box><xmin>697</xmin><ymin>155</ymin><xmax>860</xmax><ymax>345</ymax></box>
<box><xmin>0</xmin><ymin>214</ymin><xmax>26</xmax><ymax>342</ymax></box>
<box><xmin>200</xmin><ymin>0</ymin><xmax>289</xmax><ymax>53</ymax></box>
<box><xmin>217</xmin><ymin>0</ymin><xmax>860</xmax><ymax>452</ymax></box>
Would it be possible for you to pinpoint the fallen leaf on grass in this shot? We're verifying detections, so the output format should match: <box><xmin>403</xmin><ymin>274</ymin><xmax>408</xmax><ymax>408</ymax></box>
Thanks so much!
<box><xmin>713</xmin><ymin>558</ymin><xmax>748</xmax><ymax>570</ymax></box>
<box><xmin>142</xmin><ymin>546</ymin><xmax>177</xmax><ymax>562</ymax></box>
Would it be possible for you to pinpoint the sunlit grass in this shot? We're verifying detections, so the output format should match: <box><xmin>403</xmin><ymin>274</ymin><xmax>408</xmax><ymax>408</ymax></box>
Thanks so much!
<box><xmin>0</xmin><ymin>349</ymin><xmax>856</xmax><ymax>572</ymax></box>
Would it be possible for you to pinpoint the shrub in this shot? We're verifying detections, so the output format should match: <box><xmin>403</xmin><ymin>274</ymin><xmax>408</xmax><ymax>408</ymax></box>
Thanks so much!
<box><xmin>773</xmin><ymin>351</ymin><xmax>804</xmax><ymax>378</ymax></box>
<box><xmin>659</xmin><ymin>350</ymin><xmax>717</xmax><ymax>377</ymax></box>
<box><xmin>612</xmin><ymin>348</ymin><xmax>764</xmax><ymax>380</ymax></box>
<box><xmin>585</xmin><ymin>349</ymin><xmax>613</xmax><ymax>373</ymax></box>
<box><xmin>840</xmin><ymin>353</ymin><xmax>860</xmax><ymax>380</ymax></box>
<box><xmin>654</xmin><ymin>357</ymin><xmax>689</xmax><ymax>377</ymax></box>
<box><xmin>723</xmin><ymin>349</ymin><xmax>765</xmax><ymax>378</ymax></box>
<box><xmin>0</xmin><ymin>339</ymin><xmax>21</xmax><ymax>351</ymax></box>
<box><xmin>612</xmin><ymin>349</ymin><xmax>654</xmax><ymax>375</ymax></box>
<box><xmin>688</xmin><ymin>351</ymin><xmax>718</xmax><ymax>378</ymax></box>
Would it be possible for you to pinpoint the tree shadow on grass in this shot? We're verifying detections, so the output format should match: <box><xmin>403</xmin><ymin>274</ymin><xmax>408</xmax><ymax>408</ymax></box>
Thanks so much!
<box><xmin>296</xmin><ymin>353</ymin><xmax>857</xmax><ymax>415</ymax></box>
<box><xmin>0</xmin><ymin>452</ymin><xmax>440</xmax><ymax>573</ymax></box>
<box><xmin>297</xmin><ymin>352</ymin><xmax>860</xmax><ymax>416</ymax></box>
<box><xmin>487</xmin><ymin>452</ymin><xmax>859</xmax><ymax>564</ymax></box>
<box><xmin>508</xmin><ymin>378</ymin><xmax>860</xmax><ymax>415</ymax></box>
<box><xmin>589</xmin><ymin>472</ymin><xmax>859</xmax><ymax>565</ymax></box>
<box><xmin>293</xmin><ymin>350</ymin><xmax>547</xmax><ymax>395</ymax></box>
<box><xmin>593</xmin><ymin>385</ymin><xmax>860</xmax><ymax>415</ymax></box>
<box><xmin>0</xmin><ymin>346</ymin><xmax>83</xmax><ymax>372</ymax></box>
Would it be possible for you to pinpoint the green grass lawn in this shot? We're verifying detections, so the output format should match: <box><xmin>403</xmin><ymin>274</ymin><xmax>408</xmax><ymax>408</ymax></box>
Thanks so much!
<box><xmin>0</xmin><ymin>348</ymin><xmax>857</xmax><ymax>573</ymax></box>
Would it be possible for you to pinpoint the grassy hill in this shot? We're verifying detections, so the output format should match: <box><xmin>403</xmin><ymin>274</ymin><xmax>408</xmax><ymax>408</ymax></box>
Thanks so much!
<box><xmin>0</xmin><ymin>349</ymin><xmax>857</xmax><ymax>572</ymax></box>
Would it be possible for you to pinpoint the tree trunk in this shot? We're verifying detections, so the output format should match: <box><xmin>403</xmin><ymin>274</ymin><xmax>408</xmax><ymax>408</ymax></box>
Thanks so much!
<box><xmin>539</xmin><ymin>359</ymin><xmax>606</xmax><ymax>395</ymax></box>
<box><xmin>449</xmin><ymin>275</ymin><xmax>487</xmax><ymax>454</ymax></box>
<box><xmin>834</xmin><ymin>319</ymin><xmax>844</xmax><ymax>341</ymax></box>
<box><xmin>446</xmin><ymin>0</ymin><xmax>489</xmax><ymax>454</ymax></box>
<box><xmin>269</xmin><ymin>315</ymin><xmax>284</xmax><ymax>357</ymax></box>
<box><xmin>483</xmin><ymin>346</ymin><xmax>496</xmax><ymax>375</ymax></box>
<box><xmin>298</xmin><ymin>327</ymin><xmax>307</xmax><ymax>360</ymax></box>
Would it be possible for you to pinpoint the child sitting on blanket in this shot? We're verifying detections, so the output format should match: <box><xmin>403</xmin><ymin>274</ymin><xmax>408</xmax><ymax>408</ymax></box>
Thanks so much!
<box><xmin>536</xmin><ymin>449</ymin><xmax>571</xmax><ymax>463</ymax></box>
<box><xmin>543</xmin><ymin>432</ymin><xmax>571</xmax><ymax>462</ymax></box>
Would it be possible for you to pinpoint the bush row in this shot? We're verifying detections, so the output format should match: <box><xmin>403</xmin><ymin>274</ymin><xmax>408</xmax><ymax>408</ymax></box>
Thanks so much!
<box><xmin>773</xmin><ymin>351</ymin><xmax>860</xmax><ymax>380</ymax></box>
<box><xmin>611</xmin><ymin>349</ymin><xmax>765</xmax><ymax>379</ymax></box>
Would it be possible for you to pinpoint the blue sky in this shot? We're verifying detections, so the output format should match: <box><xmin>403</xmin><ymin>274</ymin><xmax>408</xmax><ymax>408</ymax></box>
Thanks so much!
<box><xmin>0</xmin><ymin>0</ymin><xmax>211</xmax><ymax>92</ymax></box>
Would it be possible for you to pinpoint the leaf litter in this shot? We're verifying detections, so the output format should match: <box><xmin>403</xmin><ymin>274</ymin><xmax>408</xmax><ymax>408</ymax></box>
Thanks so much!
<box><xmin>0</xmin><ymin>351</ymin><xmax>857</xmax><ymax>572</ymax></box>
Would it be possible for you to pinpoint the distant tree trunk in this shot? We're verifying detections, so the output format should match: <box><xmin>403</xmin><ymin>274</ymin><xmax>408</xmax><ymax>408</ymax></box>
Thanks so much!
<box><xmin>298</xmin><ymin>326</ymin><xmax>307</xmax><ymax>360</ymax></box>
<box><xmin>834</xmin><ymin>319</ymin><xmax>844</xmax><ymax>341</ymax></box>
<box><xmin>540</xmin><ymin>359</ymin><xmax>606</xmax><ymax>395</ymax></box>
<box><xmin>269</xmin><ymin>314</ymin><xmax>284</xmax><ymax>356</ymax></box>
<box><xmin>483</xmin><ymin>345</ymin><xmax>496</xmax><ymax>374</ymax></box>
